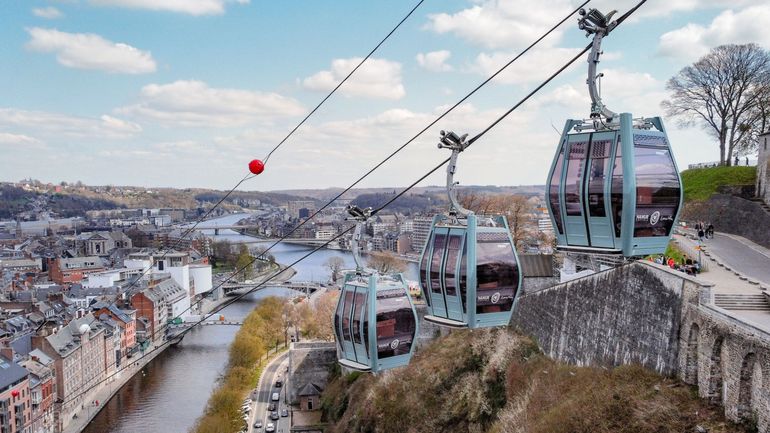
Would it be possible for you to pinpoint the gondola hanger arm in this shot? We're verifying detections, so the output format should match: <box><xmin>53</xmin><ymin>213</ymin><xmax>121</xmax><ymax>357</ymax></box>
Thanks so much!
<box><xmin>438</xmin><ymin>130</ymin><xmax>473</xmax><ymax>218</ymax></box>
<box><xmin>346</xmin><ymin>205</ymin><xmax>374</xmax><ymax>274</ymax></box>
<box><xmin>579</xmin><ymin>7</ymin><xmax>619</xmax><ymax>122</ymax></box>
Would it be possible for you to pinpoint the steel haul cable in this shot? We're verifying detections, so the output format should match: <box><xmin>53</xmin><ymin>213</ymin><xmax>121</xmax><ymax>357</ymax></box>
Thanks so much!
<box><xmin>262</xmin><ymin>0</ymin><xmax>426</xmax><ymax>165</ymax></box>
<box><xmin>75</xmin><ymin>0</ymin><xmax>427</xmax><ymax>342</ymax></box>
<box><xmin>25</xmin><ymin>1</ymin><xmax>662</xmax><ymax>427</ymax></box>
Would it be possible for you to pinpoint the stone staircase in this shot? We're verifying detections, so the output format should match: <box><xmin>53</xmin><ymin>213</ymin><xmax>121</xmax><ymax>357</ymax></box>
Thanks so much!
<box><xmin>714</xmin><ymin>293</ymin><xmax>770</xmax><ymax>311</ymax></box>
<box><xmin>749</xmin><ymin>197</ymin><xmax>770</xmax><ymax>214</ymax></box>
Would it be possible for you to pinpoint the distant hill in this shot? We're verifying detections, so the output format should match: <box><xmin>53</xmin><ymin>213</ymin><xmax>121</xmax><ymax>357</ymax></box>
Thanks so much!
<box><xmin>272</xmin><ymin>185</ymin><xmax>546</xmax><ymax>201</ymax></box>
<box><xmin>0</xmin><ymin>182</ymin><xmax>316</xmax><ymax>219</ymax></box>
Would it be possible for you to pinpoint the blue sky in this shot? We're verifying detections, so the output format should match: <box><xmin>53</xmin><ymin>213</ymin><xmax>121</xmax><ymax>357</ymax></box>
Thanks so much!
<box><xmin>1</xmin><ymin>0</ymin><xmax>769</xmax><ymax>191</ymax></box>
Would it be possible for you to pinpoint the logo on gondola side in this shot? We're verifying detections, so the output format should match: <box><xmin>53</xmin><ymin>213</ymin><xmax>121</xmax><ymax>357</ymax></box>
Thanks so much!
<box><xmin>491</xmin><ymin>292</ymin><xmax>501</xmax><ymax>304</ymax></box>
<box><xmin>650</xmin><ymin>211</ymin><xmax>661</xmax><ymax>226</ymax></box>
<box><xmin>390</xmin><ymin>339</ymin><xmax>400</xmax><ymax>350</ymax></box>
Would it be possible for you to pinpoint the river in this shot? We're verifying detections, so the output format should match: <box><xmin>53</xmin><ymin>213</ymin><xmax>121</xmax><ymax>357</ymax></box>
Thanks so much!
<box><xmin>85</xmin><ymin>213</ymin><xmax>417</xmax><ymax>433</ymax></box>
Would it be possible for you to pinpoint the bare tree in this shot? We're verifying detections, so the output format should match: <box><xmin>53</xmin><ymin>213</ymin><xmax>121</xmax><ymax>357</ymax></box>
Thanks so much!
<box><xmin>662</xmin><ymin>43</ymin><xmax>770</xmax><ymax>165</ymax></box>
<box><xmin>367</xmin><ymin>251</ymin><xmax>407</xmax><ymax>274</ymax></box>
<box><xmin>460</xmin><ymin>192</ymin><xmax>535</xmax><ymax>250</ymax></box>
<box><xmin>325</xmin><ymin>256</ymin><xmax>346</xmax><ymax>283</ymax></box>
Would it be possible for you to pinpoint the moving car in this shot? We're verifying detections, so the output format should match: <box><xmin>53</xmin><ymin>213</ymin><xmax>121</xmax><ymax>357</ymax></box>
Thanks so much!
<box><xmin>267</xmin><ymin>403</ymin><xmax>276</xmax><ymax>411</ymax></box>
<box><xmin>265</xmin><ymin>422</ymin><xmax>275</xmax><ymax>432</ymax></box>
<box><xmin>281</xmin><ymin>409</ymin><xmax>288</xmax><ymax>417</ymax></box>
<box><xmin>270</xmin><ymin>411</ymin><xmax>279</xmax><ymax>421</ymax></box>
<box><xmin>275</xmin><ymin>379</ymin><xmax>282</xmax><ymax>388</ymax></box>
<box><xmin>253</xmin><ymin>420</ymin><xmax>263</xmax><ymax>429</ymax></box>
<box><xmin>271</xmin><ymin>392</ymin><xmax>279</xmax><ymax>402</ymax></box>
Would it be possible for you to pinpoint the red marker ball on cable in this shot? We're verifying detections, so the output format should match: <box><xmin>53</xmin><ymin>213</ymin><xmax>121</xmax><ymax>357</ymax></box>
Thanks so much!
<box><xmin>248</xmin><ymin>159</ymin><xmax>265</xmax><ymax>175</ymax></box>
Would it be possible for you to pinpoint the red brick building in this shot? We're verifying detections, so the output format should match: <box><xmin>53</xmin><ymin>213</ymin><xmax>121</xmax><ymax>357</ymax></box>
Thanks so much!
<box><xmin>47</xmin><ymin>257</ymin><xmax>104</xmax><ymax>285</ymax></box>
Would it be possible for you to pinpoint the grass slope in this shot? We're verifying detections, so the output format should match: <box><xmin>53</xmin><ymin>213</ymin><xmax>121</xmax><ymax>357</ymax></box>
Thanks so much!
<box><xmin>681</xmin><ymin>166</ymin><xmax>756</xmax><ymax>202</ymax></box>
<box><xmin>322</xmin><ymin>329</ymin><xmax>751</xmax><ymax>433</ymax></box>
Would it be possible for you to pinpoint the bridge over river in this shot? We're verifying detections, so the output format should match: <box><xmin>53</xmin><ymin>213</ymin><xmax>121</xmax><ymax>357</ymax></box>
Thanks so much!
<box><xmin>166</xmin><ymin>315</ymin><xmax>244</xmax><ymax>343</ymax></box>
<box><xmin>222</xmin><ymin>280</ymin><xmax>325</xmax><ymax>297</ymax></box>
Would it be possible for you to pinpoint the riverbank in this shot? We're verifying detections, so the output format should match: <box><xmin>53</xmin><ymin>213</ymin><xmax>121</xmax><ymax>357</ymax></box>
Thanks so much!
<box><xmin>63</xmin><ymin>339</ymin><xmax>170</xmax><ymax>433</ymax></box>
<box><xmin>71</xmin><ymin>261</ymin><xmax>295</xmax><ymax>433</ymax></box>
<box><xmin>191</xmin><ymin>297</ymin><xmax>287</xmax><ymax>433</ymax></box>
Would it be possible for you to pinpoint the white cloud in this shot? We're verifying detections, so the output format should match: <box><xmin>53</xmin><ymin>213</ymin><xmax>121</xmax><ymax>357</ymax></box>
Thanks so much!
<box><xmin>117</xmin><ymin>80</ymin><xmax>306</xmax><ymax>128</ymax></box>
<box><xmin>88</xmin><ymin>0</ymin><xmax>249</xmax><ymax>15</ymax></box>
<box><xmin>470</xmin><ymin>47</ymin><xmax>583</xmax><ymax>85</ymax></box>
<box><xmin>658</xmin><ymin>5</ymin><xmax>770</xmax><ymax>62</ymax></box>
<box><xmin>302</xmin><ymin>58</ymin><xmax>405</xmax><ymax>100</ymax></box>
<box><xmin>26</xmin><ymin>27</ymin><xmax>156</xmax><ymax>74</ymax></box>
<box><xmin>425</xmin><ymin>0</ymin><xmax>572</xmax><ymax>49</ymax></box>
<box><xmin>416</xmin><ymin>50</ymin><xmax>453</xmax><ymax>72</ymax></box>
<box><xmin>32</xmin><ymin>7</ymin><xmax>63</xmax><ymax>19</ymax></box>
<box><xmin>0</xmin><ymin>133</ymin><xmax>45</xmax><ymax>148</ymax></box>
<box><xmin>0</xmin><ymin>108</ymin><xmax>141</xmax><ymax>139</ymax></box>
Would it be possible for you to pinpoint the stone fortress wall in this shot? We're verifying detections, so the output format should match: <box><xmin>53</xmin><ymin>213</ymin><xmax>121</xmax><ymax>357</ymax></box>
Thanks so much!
<box><xmin>757</xmin><ymin>132</ymin><xmax>770</xmax><ymax>205</ymax></box>
<box><xmin>512</xmin><ymin>261</ymin><xmax>770</xmax><ymax>432</ymax></box>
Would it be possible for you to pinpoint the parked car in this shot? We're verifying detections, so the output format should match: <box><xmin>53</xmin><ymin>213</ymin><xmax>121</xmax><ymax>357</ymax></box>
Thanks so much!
<box><xmin>267</xmin><ymin>403</ymin><xmax>276</xmax><ymax>411</ymax></box>
<box><xmin>270</xmin><ymin>411</ymin><xmax>279</xmax><ymax>421</ymax></box>
<box><xmin>265</xmin><ymin>423</ymin><xmax>275</xmax><ymax>433</ymax></box>
<box><xmin>281</xmin><ymin>409</ymin><xmax>288</xmax><ymax>417</ymax></box>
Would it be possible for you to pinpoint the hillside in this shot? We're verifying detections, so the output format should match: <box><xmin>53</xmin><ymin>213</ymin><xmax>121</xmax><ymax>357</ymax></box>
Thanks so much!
<box><xmin>322</xmin><ymin>329</ymin><xmax>750</xmax><ymax>433</ymax></box>
<box><xmin>681</xmin><ymin>166</ymin><xmax>756</xmax><ymax>201</ymax></box>
<box><xmin>0</xmin><ymin>182</ymin><xmax>317</xmax><ymax>219</ymax></box>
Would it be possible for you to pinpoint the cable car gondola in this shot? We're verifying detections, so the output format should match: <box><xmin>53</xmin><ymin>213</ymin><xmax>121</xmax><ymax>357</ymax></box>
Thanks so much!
<box><xmin>333</xmin><ymin>205</ymin><xmax>418</xmax><ymax>373</ymax></box>
<box><xmin>545</xmin><ymin>8</ymin><xmax>683</xmax><ymax>257</ymax></box>
<box><xmin>418</xmin><ymin>131</ymin><xmax>522</xmax><ymax>329</ymax></box>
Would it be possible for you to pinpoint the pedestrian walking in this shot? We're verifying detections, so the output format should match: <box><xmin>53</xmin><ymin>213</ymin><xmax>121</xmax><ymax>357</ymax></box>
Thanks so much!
<box><xmin>735</xmin><ymin>156</ymin><xmax>739</xmax><ymax>166</ymax></box>
<box><xmin>746</xmin><ymin>157</ymin><xmax>749</xmax><ymax>166</ymax></box>
<box><xmin>707</xmin><ymin>223</ymin><xmax>714</xmax><ymax>239</ymax></box>
<box><xmin>698</xmin><ymin>228</ymin><xmax>705</xmax><ymax>242</ymax></box>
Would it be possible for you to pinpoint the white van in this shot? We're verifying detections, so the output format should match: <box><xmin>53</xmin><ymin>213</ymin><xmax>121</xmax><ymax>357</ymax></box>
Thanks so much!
<box><xmin>271</xmin><ymin>392</ymin><xmax>279</xmax><ymax>402</ymax></box>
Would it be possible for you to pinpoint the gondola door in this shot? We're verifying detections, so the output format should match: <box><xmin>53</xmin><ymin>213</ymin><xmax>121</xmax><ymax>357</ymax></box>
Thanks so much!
<box><xmin>427</xmin><ymin>229</ymin><xmax>449</xmax><ymax>318</ymax></box>
<box><xmin>563</xmin><ymin>134</ymin><xmax>590</xmax><ymax>246</ymax></box>
<box><xmin>351</xmin><ymin>284</ymin><xmax>369</xmax><ymax>366</ymax></box>
<box><xmin>339</xmin><ymin>284</ymin><xmax>358</xmax><ymax>363</ymax></box>
<box><xmin>443</xmin><ymin>229</ymin><xmax>465</xmax><ymax>322</ymax></box>
<box><xmin>584</xmin><ymin>132</ymin><xmax>617</xmax><ymax>249</ymax></box>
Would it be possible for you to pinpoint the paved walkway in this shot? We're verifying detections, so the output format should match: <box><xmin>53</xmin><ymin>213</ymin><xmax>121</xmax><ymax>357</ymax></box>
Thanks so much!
<box><xmin>673</xmin><ymin>234</ymin><xmax>761</xmax><ymax>294</ymax></box>
<box><xmin>674</xmin><ymin>233</ymin><xmax>770</xmax><ymax>334</ymax></box>
<box><xmin>707</xmin><ymin>233</ymin><xmax>770</xmax><ymax>286</ymax></box>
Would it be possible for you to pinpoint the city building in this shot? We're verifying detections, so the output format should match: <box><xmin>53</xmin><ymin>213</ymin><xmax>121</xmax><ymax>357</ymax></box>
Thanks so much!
<box><xmin>64</xmin><ymin>285</ymin><xmax>119</xmax><ymax>310</ymax></box>
<box><xmin>297</xmin><ymin>382</ymin><xmax>322</xmax><ymax>411</ymax></box>
<box><xmin>411</xmin><ymin>216</ymin><xmax>433</xmax><ymax>253</ymax></box>
<box><xmin>538</xmin><ymin>218</ymin><xmax>554</xmax><ymax>235</ymax></box>
<box><xmin>94</xmin><ymin>305</ymin><xmax>136</xmax><ymax>359</ymax></box>
<box><xmin>131</xmin><ymin>277</ymin><xmax>187</xmax><ymax>342</ymax></box>
<box><xmin>77</xmin><ymin>231</ymin><xmax>132</xmax><ymax>257</ymax></box>
<box><xmin>82</xmin><ymin>267</ymin><xmax>143</xmax><ymax>289</ymax></box>
<box><xmin>32</xmin><ymin>314</ymin><xmax>106</xmax><ymax>432</ymax></box>
<box><xmin>47</xmin><ymin>257</ymin><xmax>104</xmax><ymax>285</ymax></box>
<box><xmin>288</xmin><ymin>201</ymin><xmax>315</xmax><ymax>219</ymax></box>
<box><xmin>0</xmin><ymin>356</ymin><xmax>31</xmax><ymax>433</ymax></box>
<box><xmin>20</xmin><ymin>350</ymin><xmax>55</xmax><ymax>433</ymax></box>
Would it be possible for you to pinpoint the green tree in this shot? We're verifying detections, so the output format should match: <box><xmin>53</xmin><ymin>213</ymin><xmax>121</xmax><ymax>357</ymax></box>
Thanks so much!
<box><xmin>234</xmin><ymin>245</ymin><xmax>254</xmax><ymax>281</ymax></box>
